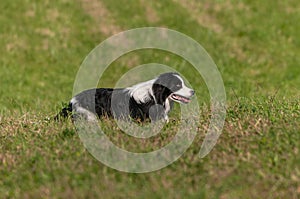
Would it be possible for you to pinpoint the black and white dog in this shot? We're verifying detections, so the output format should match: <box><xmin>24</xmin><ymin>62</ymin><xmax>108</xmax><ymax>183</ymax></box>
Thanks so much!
<box><xmin>56</xmin><ymin>72</ymin><xmax>194</xmax><ymax>122</ymax></box>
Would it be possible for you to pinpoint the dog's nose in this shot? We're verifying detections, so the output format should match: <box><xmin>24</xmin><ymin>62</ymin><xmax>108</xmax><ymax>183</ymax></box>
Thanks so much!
<box><xmin>190</xmin><ymin>90</ymin><xmax>195</xmax><ymax>96</ymax></box>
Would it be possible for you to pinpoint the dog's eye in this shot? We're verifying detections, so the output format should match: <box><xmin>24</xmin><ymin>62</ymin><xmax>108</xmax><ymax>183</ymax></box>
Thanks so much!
<box><xmin>176</xmin><ymin>84</ymin><xmax>181</xmax><ymax>88</ymax></box>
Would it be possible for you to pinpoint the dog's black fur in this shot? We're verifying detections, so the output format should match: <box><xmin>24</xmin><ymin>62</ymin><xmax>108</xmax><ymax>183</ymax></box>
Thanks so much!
<box><xmin>55</xmin><ymin>72</ymin><xmax>194</xmax><ymax>122</ymax></box>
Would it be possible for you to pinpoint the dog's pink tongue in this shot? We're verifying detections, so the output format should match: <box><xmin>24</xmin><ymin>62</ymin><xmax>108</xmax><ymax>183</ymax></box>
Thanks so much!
<box><xmin>182</xmin><ymin>97</ymin><xmax>190</xmax><ymax>103</ymax></box>
<box><xmin>171</xmin><ymin>94</ymin><xmax>191</xmax><ymax>103</ymax></box>
<box><xmin>178</xmin><ymin>95</ymin><xmax>190</xmax><ymax>103</ymax></box>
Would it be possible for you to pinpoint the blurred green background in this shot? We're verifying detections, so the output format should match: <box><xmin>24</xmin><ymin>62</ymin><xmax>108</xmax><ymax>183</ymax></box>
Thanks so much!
<box><xmin>0</xmin><ymin>0</ymin><xmax>299</xmax><ymax>198</ymax></box>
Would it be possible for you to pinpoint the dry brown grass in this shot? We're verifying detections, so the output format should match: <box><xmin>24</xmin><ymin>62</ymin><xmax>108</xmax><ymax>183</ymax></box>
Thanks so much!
<box><xmin>140</xmin><ymin>0</ymin><xmax>160</xmax><ymax>23</ymax></box>
<box><xmin>79</xmin><ymin>0</ymin><xmax>122</xmax><ymax>36</ymax></box>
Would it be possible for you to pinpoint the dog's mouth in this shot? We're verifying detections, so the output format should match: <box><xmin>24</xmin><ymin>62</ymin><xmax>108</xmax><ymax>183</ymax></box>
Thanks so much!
<box><xmin>170</xmin><ymin>93</ymin><xmax>191</xmax><ymax>104</ymax></box>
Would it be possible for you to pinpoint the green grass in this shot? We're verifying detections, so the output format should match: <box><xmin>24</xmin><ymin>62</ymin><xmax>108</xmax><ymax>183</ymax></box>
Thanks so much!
<box><xmin>0</xmin><ymin>0</ymin><xmax>299</xmax><ymax>198</ymax></box>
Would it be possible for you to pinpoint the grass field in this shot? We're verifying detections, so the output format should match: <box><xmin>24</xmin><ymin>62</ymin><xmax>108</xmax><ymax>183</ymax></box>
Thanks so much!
<box><xmin>0</xmin><ymin>0</ymin><xmax>299</xmax><ymax>198</ymax></box>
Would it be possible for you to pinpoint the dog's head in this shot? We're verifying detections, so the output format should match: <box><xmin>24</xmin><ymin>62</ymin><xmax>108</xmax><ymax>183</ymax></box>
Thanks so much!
<box><xmin>152</xmin><ymin>72</ymin><xmax>194</xmax><ymax>104</ymax></box>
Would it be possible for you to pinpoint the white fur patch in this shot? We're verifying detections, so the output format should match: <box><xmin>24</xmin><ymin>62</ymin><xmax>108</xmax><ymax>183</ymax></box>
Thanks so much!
<box><xmin>164</xmin><ymin>98</ymin><xmax>171</xmax><ymax>122</ymax></box>
<box><xmin>127</xmin><ymin>79</ymin><xmax>156</xmax><ymax>103</ymax></box>
<box><xmin>70</xmin><ymin>97</ymin><xmax>78</xmax><ymax>105</ymax></box>
<box><xmin>76</xmin><ymin>107</ymin><xmax>98</xmax><ymax>122</ymax></box>
<box><xmin>71</xmin><ymin>97</ymin><xmax>97</xmax><ymax>122</ymax></box>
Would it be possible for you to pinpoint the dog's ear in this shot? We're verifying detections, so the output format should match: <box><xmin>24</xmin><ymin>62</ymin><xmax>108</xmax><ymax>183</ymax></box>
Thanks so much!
<box><xmin>152</xmin><ymin>83</ymin><xmax>163</xmax><ymax>91</ymax></box>
<box><xmin>152</xmin><ymin>83</ymin><xmax>171</xmax><ymax>104</ymax></box>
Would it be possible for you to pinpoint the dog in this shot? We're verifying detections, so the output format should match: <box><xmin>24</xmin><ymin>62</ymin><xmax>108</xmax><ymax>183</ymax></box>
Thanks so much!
<box><xmin>55</xmin><ymin>72</ymin><xmax>194</xmax><ymax>122</ymax></box>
